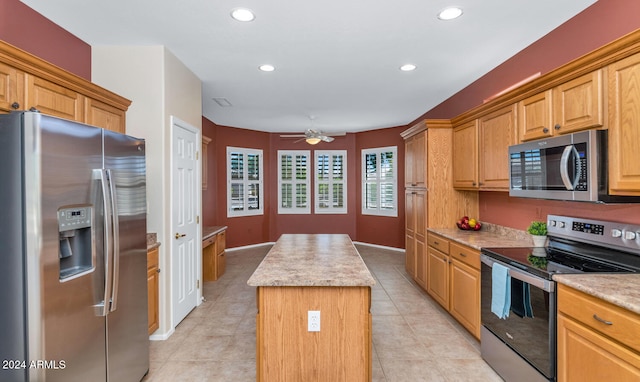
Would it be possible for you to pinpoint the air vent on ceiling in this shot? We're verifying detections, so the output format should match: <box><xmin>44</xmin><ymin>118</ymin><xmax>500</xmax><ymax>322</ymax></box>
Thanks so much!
<box><xmin>213</xmin><ymin>97</ymin><xmax>232</xmax><ymax>107</ymax></box>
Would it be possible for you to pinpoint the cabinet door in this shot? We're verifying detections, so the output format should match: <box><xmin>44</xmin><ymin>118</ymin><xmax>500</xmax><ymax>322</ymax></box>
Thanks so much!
<box><xmin>414</xmin><ymin>191</ymin><xmax>427</xmax><ymax>288</ymax></box>
<box><xmin>147</xmin><ymin>248</ymin><xmax>159</xmax><ymax>335</ymax></box>
<box><xmin>404</xmin><ymin>191</ymin><xmax>417</xmax><ymax>278</ymax></box>
<box><xmin>26</xmin><ymin>74</ymin><xmax>84</xmax><ymax>122</ymax></box>
<box><xmin>202</xmin><ymin>236</ymin><xmax>217</xmax><ymax>281</ymax></box>
<box><xmin>405</xmin><ymin>133</ymin><xmax>426</xmax><ymax>188</ymax></box>
<box><xmin>608</xmin><ymin>53</ymin><xmax>640</xmax><ymax>196</ymax></box>
<box><xmin>426</xmin><ymin>247</ymin><xmax>449</xmax><ymax>309</ymax></box>
<box><xmin>0</xmin><ymin>62</ymin><xmax>24</xmax><ymax>112</ymax></box>
<box><xmin>449</xmin><ymin>258</ymin><xmax>480</xmax><ymax>339</ymax></box>
<box><xmin>452</xmin><ymin>120</ymin><xmax>479</xmax><ymax>189</ymax></box>
<box><xmin>479</xmin><ymin>105</ymin><xmax>517</xmax><ymax>190</ymax></box>
<box><xmin>553</xmin><ymin>70</ymin><xmax>604</xmax><ymax>135</ymax></box>
<box><xmin>518</xmin><ymin>90</ymin><xmax>553</xmax><ymax>141</ymax></box>
<box><xmin>557</xmin><ymin>314</ymin><xmax>640</xmax><ymax>382</ymax></box>
<box><xmin>85</xmin><ymin>98</ymin><xmax>126</xmax><ymax>133</ymax></box>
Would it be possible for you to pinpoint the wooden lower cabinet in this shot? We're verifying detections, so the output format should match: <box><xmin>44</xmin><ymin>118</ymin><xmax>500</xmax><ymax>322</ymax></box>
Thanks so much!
<box><xmin>557</xmin><ymin>284</ymin><xmax>640</xmax><ymax>381</ymax></box>
<box><xmin>147</xmin><ymin>247</ymin><xmax>160</xmax><ymax>335</ymax></box>
<box><xmin>426</xmin><ymin>233</ymin><xmax>481</xmax><ymax>339</ymax></box>
<box><xmin>203</xmin><ymin>228</ymin><xmax>227</xmax><ymax>282</ymax></box>
<box><xmin>255</xmin><ymin>286</ymin><xmax>371</xmax><ymax>382</ymax></box>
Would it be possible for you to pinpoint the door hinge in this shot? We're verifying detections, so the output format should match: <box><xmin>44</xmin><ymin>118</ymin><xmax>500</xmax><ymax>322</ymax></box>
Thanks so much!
<box><xmin>197</xmin><ymin>280</ymin><xmax>200</xmax><ymax>289</ymax></box>
<box><xmin>196</xmin><ymin>151</ymin><xmax>199</xmax><ymax>160</ymax></box>
<box><xmin>196</xmin><ymin>216</ymin><xmax>200</xmax><ymax>224</ymax></box>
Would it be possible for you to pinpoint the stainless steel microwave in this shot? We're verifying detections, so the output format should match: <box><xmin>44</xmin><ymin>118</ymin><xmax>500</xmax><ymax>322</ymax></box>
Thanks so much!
<box><xmin>508</xmin><ymin>130</ymin><xmax>640</xmax><ymax>203</ymax></box>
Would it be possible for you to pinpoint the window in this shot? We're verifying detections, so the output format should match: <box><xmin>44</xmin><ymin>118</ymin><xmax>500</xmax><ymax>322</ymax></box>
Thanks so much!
<box><xmin>227</xmin><ymin>147</ymin><xmax>263</xmax><ymax>217</ymax></box>
<box><xmin>362</xmin><ymin>146</ymin><xmax>397</xmax><ymax>217</ymax></box>
<box><xmin>278</xmin><ymin>150</ymin><xmax>311</xmax><ymax>214</ymax></box>
<box><xmin>315</xmin><ymin>150</ymin><xmax>347</xmax><ymax>214</ymax></box>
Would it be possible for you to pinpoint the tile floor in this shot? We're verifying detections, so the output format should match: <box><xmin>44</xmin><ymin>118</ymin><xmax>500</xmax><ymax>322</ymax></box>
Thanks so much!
<box><xmin>143</xmin><ymin>243</ymin><xmax>503</xmax><ymax>381</ymax></box>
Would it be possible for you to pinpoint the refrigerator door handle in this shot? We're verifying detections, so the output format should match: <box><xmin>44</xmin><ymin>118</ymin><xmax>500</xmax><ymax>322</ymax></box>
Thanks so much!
<box><xmin>106</xmin><ymin>169</ymin><xmax>120</xmax><ymax>312</ymax></box>
<box><xmin>93</xmin><ymin>169</ymin><xmax>114</xmax><ymax>317</ymax></box>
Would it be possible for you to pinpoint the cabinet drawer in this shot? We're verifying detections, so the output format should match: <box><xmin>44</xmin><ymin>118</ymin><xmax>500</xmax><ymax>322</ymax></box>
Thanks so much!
<box><xmin>203</xmin><ymin>235</ymin><xmax>215</xmax><ymax>248</ymax></box>
<box><xmin>449</xmin><ymin>242</ymin><xmax>480</xmax><ymax>270</ymax></box>
<box><xmin>558</xmin><ymin>284</ymin><xmax>640</xmax><ymax>353</ymax></box>
<box><xmin>427</xmin><ymin>233</ymin><xmax>450</xmax><ymax>254</ymax></box>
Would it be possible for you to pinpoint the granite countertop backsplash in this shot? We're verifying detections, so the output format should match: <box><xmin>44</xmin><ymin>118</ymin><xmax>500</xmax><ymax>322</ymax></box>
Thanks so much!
<box><xmin>428</xmin><ymin>222</ymin><xmax>534</xmax><ymax>250</ymax></box>
<box><xmin>147</xmin><ymin>233</ymin><xmax>160</xmax><ymax>250</ymax></box>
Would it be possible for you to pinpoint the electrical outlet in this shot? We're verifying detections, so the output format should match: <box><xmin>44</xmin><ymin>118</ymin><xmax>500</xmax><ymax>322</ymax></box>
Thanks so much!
<box><xmin>308</xmin><ymin>310</ymin><xmax>320</xmax><ymax>332</ymax></box>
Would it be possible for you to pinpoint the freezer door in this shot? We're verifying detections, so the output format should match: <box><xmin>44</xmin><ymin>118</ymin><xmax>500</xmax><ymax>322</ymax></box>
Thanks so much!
<box><xmin>103</xmin><ymin>130</ymin><xmax>149</xmax><ymax>382</ymax></box>
<box><xmin>36</xmin><ymin>113</ymin><xmax>108</xmax><ymax>382</ymax></box>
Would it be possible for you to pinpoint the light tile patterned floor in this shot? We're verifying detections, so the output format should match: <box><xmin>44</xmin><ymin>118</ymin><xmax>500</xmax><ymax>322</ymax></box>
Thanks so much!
<box><xmin>143</xmin><ymin>244</ymin><xmax>503</xmax><ymax>381</ymax></box>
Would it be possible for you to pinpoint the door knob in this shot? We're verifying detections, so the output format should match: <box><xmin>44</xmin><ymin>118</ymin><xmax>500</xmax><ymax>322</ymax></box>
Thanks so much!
<box><xmin>175</xmin><ymin>232</ymin><xmax>186</xmax><ymax>240</ymax></box>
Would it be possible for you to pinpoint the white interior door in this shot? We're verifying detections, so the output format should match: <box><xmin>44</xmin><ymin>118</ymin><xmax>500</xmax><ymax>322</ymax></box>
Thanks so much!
<box><xmin>170</xmin><ymin>117</ymin><xmax>200</xmax><ymax>327</ymax></box>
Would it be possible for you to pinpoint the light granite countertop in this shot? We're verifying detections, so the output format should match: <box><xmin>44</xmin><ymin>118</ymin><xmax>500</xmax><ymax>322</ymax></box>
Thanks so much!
<box><xmin>428</xmin><ymin>222</ymin><xmax>534</xmax><ymax>250</ymax></box>
<box><xmin>203</xmin><ymin>225</ymin><xmax>227</xmax><ymax>241</ymax></box>
<box><xmin>553</xmin><ymin>274</ymin><xmax>640</xmax><ymax>315</ymax></box>
<box><xmin>247</xmin><ymin>234</ymin><xmax>376</xmax><ymax>287</ymax></box>
<box><xmin>147</xmin><ymin>233</ymin><xmax>160</xmax><ymax>250</ymax></box>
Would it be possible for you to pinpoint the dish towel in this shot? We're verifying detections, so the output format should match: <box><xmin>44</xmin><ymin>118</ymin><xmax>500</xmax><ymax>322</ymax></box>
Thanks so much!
<box><xmin>491</xmin><ymin>263</ymin><xmax>511</xmax><ymax>319</ymax></box>
<box><xmin>511</xmin><ymin>279</ymin><xmax>534</xmax><ymax>318</ymax></box>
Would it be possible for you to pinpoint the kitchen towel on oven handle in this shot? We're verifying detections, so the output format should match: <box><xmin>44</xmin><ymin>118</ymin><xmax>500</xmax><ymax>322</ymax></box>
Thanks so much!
<box><xmin>491</xmin><ymin>262</ymin><xmax>511</xmax><ymax>319</ymax></box>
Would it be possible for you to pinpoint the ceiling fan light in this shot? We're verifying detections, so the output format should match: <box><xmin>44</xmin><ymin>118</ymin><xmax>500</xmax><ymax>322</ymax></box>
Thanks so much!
<box><xmin>305</xmin><ymin>137</ymin><xmax>321</xmax><ymax>145</ymax></box>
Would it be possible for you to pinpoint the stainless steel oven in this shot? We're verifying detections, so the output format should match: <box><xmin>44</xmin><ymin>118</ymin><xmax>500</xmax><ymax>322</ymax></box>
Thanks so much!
<box><xmin>480</xmin><ymin>215</ymin><xmax>640</xmax><ymax>381</ymax></box>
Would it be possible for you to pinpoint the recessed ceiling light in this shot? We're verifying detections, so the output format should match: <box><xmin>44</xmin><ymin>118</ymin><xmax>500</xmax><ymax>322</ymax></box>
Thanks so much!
<box><xmin>400</xmin><ymin>64</ymin><xmax>417</xmax><ymax>72</ymax></box>
<box><xmin>231</xmin><ymin>8</ymin><xmax>255</xmax><ymax>22</ymax></box>
<box><xmin>259</xmin><ymin>64</ymin><xmax>275</xmax><ymax>72</ymax></box>
<box><xmin>438</xmin><ymin>6</ymin><xmax>463</xmax><ymax>20</ymax></box>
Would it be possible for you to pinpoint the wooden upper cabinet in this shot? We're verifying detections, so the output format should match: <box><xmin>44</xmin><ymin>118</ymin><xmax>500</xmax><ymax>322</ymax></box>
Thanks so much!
<box><xmin>405</xmin><ymin>131</ymin><xmax>426</xmax><ymax>188</ymax></box>
<box><xmin>519</xmin><ymin>70</ymin><xmax>604</xmax><ymax>142</ymax></box>
<box><xmin>85</xmin><ymin>98</ymin><xmax>126</xmax><ymax>133</ymax></box>
<box><xmin>608</xmin><ymin>53</ymin><xmax>640</xmax><ymax>196</ymax></box>
<box><xmin>0</xmin><ymin>40</ymin><xmax>130</xmax><ymax>133</ymax></box>
<box><xmin>552</xmin><ymin>69</ymin><xmax>604</xmax><ymax>134</ymax></box>
<box><xmin>0</xmin><ymin>62</ymin><xmax>24</xmax><ymax>112</ymax></box>
<box><xmin>478</xmin><ymin>104</ymin><xmax>517</xmax><ymax>190</ymax></box>
<box><xmin>452</xmin><ymin>120</ymin><xmax>479</xmax><ymax>189</ymax></box>
<box><xmin>26</xmin><ymin>74</ymin><xmax>84</xmax><ymax>122</ymax></box>
<box><xmin>518</xmin><ymin>90</ymin><xmax>553</xmax><ymax>141</ymax></box>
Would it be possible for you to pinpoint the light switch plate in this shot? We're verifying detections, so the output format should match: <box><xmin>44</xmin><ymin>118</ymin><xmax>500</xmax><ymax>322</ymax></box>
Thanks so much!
<box><xmin>308</xmin><ymin>310</ymin><xmax>320</xmax><ymax>332</ymax></box>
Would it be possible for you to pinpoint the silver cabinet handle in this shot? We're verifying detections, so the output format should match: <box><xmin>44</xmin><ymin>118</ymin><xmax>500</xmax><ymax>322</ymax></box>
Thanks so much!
<box><xmin>459</xmin><ymin>252</ymin><xmax>467</xmax><ymax>257</ymax></box>
<box><xmin>592</xmin><ymin>314</ymin><xmax>613</xmax><ymax>325</ymax></box>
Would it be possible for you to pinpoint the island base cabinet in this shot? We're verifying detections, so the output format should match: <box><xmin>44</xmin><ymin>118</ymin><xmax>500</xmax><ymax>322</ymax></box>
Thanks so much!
<box><xmin>255</xmin><ymin>286</ymin><xmax>372</xmax><ymax>382</ymax></box>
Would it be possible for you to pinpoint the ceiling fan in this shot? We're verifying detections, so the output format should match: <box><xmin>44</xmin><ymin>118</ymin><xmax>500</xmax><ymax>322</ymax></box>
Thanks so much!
<box><xmin>279</xmin><ymin>129</ymin><xmax>344</xmax><ymax>145</ymax></box>
<box><xmin>279</xmin><ymin>116</ymin><xmax>345</xmax><ymax>144</ymax></box>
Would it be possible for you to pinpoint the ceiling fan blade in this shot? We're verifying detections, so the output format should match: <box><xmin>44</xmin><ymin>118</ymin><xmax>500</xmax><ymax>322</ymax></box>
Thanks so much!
<box><xmin>321</xmin><ymin>136</ymin><xmax>334</xmax><ymax>142</ymax></box>
<box><xmin>280</xmin><ymin>134</ymin><xmax>307</xmax><ymax>138</ymax></box>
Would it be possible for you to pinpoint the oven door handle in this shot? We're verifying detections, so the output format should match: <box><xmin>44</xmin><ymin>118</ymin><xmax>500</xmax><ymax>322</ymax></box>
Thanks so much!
<box><xmin>481</xmin><ymin>254</ymin><xmax>555</xmax><ymax>293</ymax></box>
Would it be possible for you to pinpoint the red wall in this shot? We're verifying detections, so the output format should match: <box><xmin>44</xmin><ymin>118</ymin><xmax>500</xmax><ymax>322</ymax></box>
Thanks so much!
<box><xmin>0</xmin><ymin>0</ymin><xmax>91</xmax><ymax>79</ymax></box>
<box><xmin>419</xmin><ymin>0</ymin><xmax>640</xmax><ymax>229</ymax></box>
<box><xmin>202</xmin><ymin>118</ymin><xmax>407</xmax><ymax>249</ymax></box>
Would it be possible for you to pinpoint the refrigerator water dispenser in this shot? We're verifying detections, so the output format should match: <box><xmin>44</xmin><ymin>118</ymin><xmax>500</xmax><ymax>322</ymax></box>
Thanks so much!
<box><xmin>58</xmin><ymin>205</ymin><xmax>94</xmax><ymax>280</ymax></box>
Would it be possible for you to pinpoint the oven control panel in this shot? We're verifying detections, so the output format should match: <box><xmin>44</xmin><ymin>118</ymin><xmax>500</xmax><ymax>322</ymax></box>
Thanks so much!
<box><xmin>548</xmin><ymin>215</ymin><xmax>640</xmax><ymax>254</ymax></box>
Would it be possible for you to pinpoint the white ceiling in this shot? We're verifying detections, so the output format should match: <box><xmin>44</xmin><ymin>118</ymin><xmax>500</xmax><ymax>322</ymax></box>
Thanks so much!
<box><xmin>21</xmin><ymin>0</ymin><xmax>596</xmax><ymax>134</ymax></box>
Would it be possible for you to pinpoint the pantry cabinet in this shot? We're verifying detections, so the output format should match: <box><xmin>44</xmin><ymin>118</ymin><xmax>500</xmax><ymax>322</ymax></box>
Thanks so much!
<box><xmin>518</xmin><ymin>70</ymin><xmax>604</xmax><ymax>142</ymax></box>
<box><xmin>557</xmin><ymin>284</ymin><xmax>640</xmax><ymax>381</ymax></box>
<box><xmin>426</xmin><ymin>233</ymin><xmax>481</xmax><ymax>339</ymax></box>
<box><xmin>0</xmin><ymin>40</ymin><xmax>130</xmax><ymax>133</ymax></box>
<box><xmin>404</xmin><ymin>131</ymin><xmax>426</xmax><ymax>188</ymax></box>
<box><xmin>608</xmin><ymin>52</ymin><xmax>640</xmax><ymax>196</ymax></box>
<box><xmin>405</xmin><ymin>189</ymin><xmax>426</xmax><ymax>285</ymax></box>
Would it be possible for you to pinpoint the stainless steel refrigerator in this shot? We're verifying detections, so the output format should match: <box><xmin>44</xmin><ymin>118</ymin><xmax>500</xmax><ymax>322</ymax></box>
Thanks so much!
<box><xmin>0</xmin><ymin>111</ymin><xmax>149</xmax><ymax>382</ymax></box>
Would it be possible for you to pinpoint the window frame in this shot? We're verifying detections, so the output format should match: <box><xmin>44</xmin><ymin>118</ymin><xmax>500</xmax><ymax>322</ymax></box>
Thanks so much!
<box><xmin>314</xmin><ymin>150</ymin><xmax>347</xmax><ymax>214</ymax></box>
<box><xmin>361</xmin><ymin>146</ymin><xmax>398</xmax><ymax>217</ymax></box>
<box><xmin>277</xmin><ymin>150</ymin><xmax>311</xmax><ymax>214</ymax></box>
<box><xmin>226</xmin><ymin>146</ymin><xmax>264</xmax><ymax>217</ymax></box>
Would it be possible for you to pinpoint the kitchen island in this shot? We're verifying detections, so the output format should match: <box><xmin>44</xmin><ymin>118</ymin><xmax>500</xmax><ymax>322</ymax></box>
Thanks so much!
<box><xmin>247</xmin><ymin>234</ymin><xmax>375</xmax><ymax>382</ymax></box>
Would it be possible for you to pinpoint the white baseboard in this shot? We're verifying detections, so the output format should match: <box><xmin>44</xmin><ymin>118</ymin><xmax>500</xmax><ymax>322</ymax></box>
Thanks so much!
<box><xmin>149</xmin><ymin>326</ymin><xmax>175</xmax><ymax>341</ymax></box>
<box><xmin>226</xmin><ymin>242</ymin><xmax>276</xmax><ymax>252</ymax></box>
<box><xmin>352</xmin><ymin>241</ymin><xmax>405</xmax><ymax>253</ymax></box>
